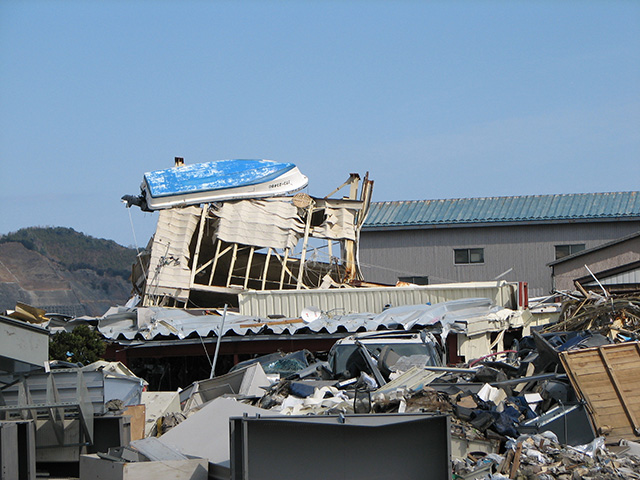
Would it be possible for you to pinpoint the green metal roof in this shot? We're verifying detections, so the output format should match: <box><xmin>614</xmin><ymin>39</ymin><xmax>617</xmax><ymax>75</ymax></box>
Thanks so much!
<box><xmin>363</xmin><ymin>192</ymin><xmax>640</xmax><ymax>229</ymax></box>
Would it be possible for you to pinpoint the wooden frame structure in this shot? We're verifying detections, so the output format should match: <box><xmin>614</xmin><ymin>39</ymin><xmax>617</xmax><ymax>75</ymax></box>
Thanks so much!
<box><xmin>140</xmin><ymin>174</ymin><xmax>373</xmax><ymax>308</ymax></box>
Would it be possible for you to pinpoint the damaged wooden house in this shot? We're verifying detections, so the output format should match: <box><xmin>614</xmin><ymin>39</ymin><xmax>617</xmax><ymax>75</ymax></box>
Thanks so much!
<box><xmin>124</xmin><ymin>158</ymin><xmax>373</xmax><ymax>309</ymax></box>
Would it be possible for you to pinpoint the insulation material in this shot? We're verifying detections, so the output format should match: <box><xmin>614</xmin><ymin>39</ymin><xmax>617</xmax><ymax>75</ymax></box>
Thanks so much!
<box><xmin>309</xmin><ymin>206</ymin><xmax>357</xmax><ymax>241</ymax></box>
<box><xmin>145</xmin><ymin>206</ymin><xmax>201</xmax><ymax>301</ymax></box>
<box><xmin>211</xmin><ymin>199</ymin><xmax>303</xmax><ymax>250</ymax></box>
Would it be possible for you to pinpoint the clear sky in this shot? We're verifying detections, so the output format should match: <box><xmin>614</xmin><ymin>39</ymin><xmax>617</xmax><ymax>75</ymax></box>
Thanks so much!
<box><xmin>1</xmin><ymin>1</ymin><xmax>638</xmax><ymax>247</ymax></box>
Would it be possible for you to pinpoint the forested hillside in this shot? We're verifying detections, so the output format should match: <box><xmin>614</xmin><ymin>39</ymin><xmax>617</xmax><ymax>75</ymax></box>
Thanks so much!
<box><xmin>0</xmin><ymin>227</ymin><xmax>137</xmax><ymax>316</ymax></box>
<box><xmin>0</xmin><ymin>227</ymin><xmax>136</xmax><ymax>279</ymax></box>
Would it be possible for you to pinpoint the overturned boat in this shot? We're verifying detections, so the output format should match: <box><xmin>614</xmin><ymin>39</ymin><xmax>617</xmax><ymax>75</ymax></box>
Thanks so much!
<box><xmin>125</xmin><ymin>164</ymin><xmax>374</xmax><ymax>308</ymax></box>
<box><xmin>124</xmin><ymin>158</ymin><xmax>308</xmax><ymax>210</ymax></box>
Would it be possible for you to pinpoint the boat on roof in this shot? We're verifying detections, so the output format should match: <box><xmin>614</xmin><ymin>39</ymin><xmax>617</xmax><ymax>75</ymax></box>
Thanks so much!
<box><xmin>125</xmin><ymin>159</ymin><xmax>308</xmax><ymax>210</ymax></box>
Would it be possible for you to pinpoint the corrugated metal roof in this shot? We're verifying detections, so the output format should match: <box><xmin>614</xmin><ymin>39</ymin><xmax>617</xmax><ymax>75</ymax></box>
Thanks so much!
<box><xmin>363</xmin><ymin>192</ymin><xmax>640</xmax><ymax>229</ymax></box>
<box><xmin>96</xmin><ymin>298</ymin><xmax>521</xmax><ymax>343</ymax></box>
<box><xmin>583</xmin><ymin>266</ymin><xmax>640</xmax><ymax>287</ymax></box>
<box><xmin>90</xmin><ymin>282</ymin><xmax>520</xmax><ymax>343</ymax></box>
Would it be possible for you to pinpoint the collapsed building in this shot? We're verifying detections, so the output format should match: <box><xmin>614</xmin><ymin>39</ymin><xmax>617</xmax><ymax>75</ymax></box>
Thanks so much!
<box><xmin>2</xmin><ymin>159</ymin><xmax>640</xmax><ymax>479</ymax></box>
<box><xmin>110</xmin><ymin>159</ymin><xmax>534</xmax><ymax>390</ymax></box>
<box><xmin>126</xmin><ymin>159</ymin><xmax>374</xmax><ymax>309</ymax></box>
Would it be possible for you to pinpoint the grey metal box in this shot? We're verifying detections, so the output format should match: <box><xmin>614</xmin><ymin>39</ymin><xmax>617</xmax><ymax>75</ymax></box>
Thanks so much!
<box><xmin>0</xmin><ymin>420</ymin><xmax>36</xmax><ymax>480</ymax></box>
<box><xmin>230</xmin><ymin>413</ymin><xmax>451</xmax><ymax>480</ymax></box>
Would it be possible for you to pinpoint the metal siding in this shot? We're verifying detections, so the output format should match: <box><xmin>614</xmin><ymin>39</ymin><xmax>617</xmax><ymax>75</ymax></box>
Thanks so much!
<box><xmin>0</xmin><ymin>317</ymin><xmax>49</xmax><ymax>368</ymax></box>
<box><xmin>584</xmin><ymin>268</ymin><xmax>640</xmax><ymax>286</ymax></box>
<box><xmin>238</xmin><ymin>282</ymin><xmax>516</xmax><ymax>318</ymax></box>
<box><xmin>145</xmin><ymin>207</ymin><xmax>200</xmax><ymax>301</ymax></box>
<box><xmin>551</xmin><ymin>236</ymin><xmax>640</xmax><ymax>291</ymax></box>
<box><xmin>363</xmin><ymin>192</ymin><xmax>640</xmax><ymax>228</ymax></box>
<box><xmin>1</xmin><ymin>370</ymin><xmax>107</xmax><ymax>414</ymax></box>
<box><xmin>359</xmin><ymin>221</ymin><xmax>640</xmax><ymax>298</ymax></box>
<box><xmin>233</xmin><ymin>414</ymin><xmax>450</xmax><ymax>480</ymax></box>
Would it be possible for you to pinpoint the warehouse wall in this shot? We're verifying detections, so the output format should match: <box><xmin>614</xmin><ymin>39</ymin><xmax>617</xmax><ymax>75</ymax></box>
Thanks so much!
<box><xmin>551</xmin><ymin>235</ymin><xmax>640</xmax><ymax>291</ymax></box>
<box><xmin>359</xmin><ymin>221</ymin><xmax>640</xmax><ymax>297</ymax></box>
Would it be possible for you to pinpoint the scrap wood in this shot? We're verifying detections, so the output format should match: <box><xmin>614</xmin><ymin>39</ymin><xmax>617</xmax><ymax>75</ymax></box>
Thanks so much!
<box><xmin>544</xmin><ymin>294</ymin><xmax>640</xmax><ymax>338</ymax></box>
<box><xmin>455</xmin><ymin>431</ymin><xmax>640</xmax><ymax>480</ymax></box>
<box><xmin>239</xmin><ymin>318</ymin><xmax>304</xmax><ymax>328</ymax></box>
<box><xmin>8</xmin><ymin>302</ymin><xmax>48</xmax><ymax>323</ymax></box>
<box><xmin>574</xmin><ymin>281</ymin><xmax>590</xmax><ymax>299</ymax></box>
<box><xmin>466</xmin><ymin>453</ymin><xmax>479</xmax><ymax>463</ymax></box>
<box><xmin>560</xmin><ymin>341</ymin><xmax>640</xmax><ymax>444</ymax></box>
<box><xmin>499</xmin><ymin>449</ymin><xmax>514</xmax><ymax>474</ymax></box>
<box><xmin>509</xmin><ymin>442</ymin><xmax>523</xmax><ymax>479</ymax></box>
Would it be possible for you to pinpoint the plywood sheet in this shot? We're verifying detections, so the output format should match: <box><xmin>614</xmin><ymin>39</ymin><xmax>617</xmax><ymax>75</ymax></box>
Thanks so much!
<box><xmin>560</xmin><ymin>341</ymin><xmax>640</xmax><ymax>443</ymax></box>
<box><xmin>124</xmin><ymin>404</ymin><xmax>146</xmax><ymax>441</ymax></box>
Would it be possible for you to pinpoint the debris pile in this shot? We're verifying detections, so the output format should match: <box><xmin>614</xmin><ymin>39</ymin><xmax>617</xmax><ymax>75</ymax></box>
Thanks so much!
<box><xmin>544</xmin><ymin>293</ymin><xmax>640</xmax><ymax>341</ymax></box>
<box><xmin>5</xmin><ymin>293</ymin><xmax>640</xmax><ymax>478</ymax></box>
<box><xmin>5</xmin><ymin>160</ymin><xmax>640</xmax><ymax>478</ymax></box>
<box><xmin>453</xmin><ymin>433</ymin><xmax>640</xmax><ymax>480</ymax></box>
<box><xmin>5</xmin><ymin>288</ymin><xmax>640</xmax><ymax>478</ymax></box>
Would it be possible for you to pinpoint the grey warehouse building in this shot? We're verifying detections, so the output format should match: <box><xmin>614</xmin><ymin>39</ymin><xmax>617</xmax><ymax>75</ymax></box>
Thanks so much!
<box><xmin>359</xmin><ymin>192</ymin><xmax>640</xmax><ymax>298</ymax></box>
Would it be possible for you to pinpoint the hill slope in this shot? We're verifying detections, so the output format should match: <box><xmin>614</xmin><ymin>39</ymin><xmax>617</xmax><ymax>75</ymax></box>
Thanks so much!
<box><xmin>0</xmin><ymin>227</ymin><xmax>138</xmax><ymax>316</ymax></box>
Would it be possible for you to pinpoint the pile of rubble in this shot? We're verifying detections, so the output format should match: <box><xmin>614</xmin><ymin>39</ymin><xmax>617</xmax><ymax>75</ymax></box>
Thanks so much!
<box><xmin>133</xmin><ymin>316</ymin><xmax>639</xmax><ymax>479</ymax></box>
<box><xmin>545</xmin><ymin>292</ymin><xmax>640</xmax><ymax>341</ymax></box>
<box><xmin>3</xmin><ymin>291</ymin><xmax>640</xmax><ymax>479</ymax></box>
<box><xmin>453</xmin><ymin>433</ymin><xmax>640</xmax><ymax>479</ymax></box>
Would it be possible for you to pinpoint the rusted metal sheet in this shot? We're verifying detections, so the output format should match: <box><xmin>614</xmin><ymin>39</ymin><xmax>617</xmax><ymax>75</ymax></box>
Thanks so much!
<box><xmin>560</xmin><ymin>341</ymin><xmax>640</xmax><ymax>443</ymax></box>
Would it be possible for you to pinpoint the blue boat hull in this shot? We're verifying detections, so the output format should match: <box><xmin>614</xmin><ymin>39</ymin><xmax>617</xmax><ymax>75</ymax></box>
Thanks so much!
<box><xmin>141</xmin><ymin>159</ymin><xmax>308</xmax><ymax>209</ymax></box>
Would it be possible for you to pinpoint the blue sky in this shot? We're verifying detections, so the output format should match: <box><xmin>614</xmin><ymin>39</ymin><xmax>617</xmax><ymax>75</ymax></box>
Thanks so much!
<box><xmin>1</xmin><ymin>1</ymin><xmax>639</xmax><ymax>247</ymax></box>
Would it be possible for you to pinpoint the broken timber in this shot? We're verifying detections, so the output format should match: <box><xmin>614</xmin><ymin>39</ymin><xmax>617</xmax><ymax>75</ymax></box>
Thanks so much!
<box><xmin>138</xmin><ymin>174</ymin><xmax>374</xmax><ymax>308</ymax></box>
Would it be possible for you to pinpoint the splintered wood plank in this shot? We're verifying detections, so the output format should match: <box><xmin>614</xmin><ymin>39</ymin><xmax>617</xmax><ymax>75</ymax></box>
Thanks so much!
<box><xmin>189</xmin><ymin>204</ymin><xmax>209</xmax><ymax>288</ymax></box>
<box><xmin>226</xmin><ymin>243</ymin><xmax>238</xmax><ymax>288</ymax></box>
<box><xmin>279</xmin><ymin>248</ymin><xmax>289</xmax><ymax>289</ymax></box>
<box><xmin>560</xmin><ymin>341</ymin><xmax>640</xmax><ymax>443</ymax></box>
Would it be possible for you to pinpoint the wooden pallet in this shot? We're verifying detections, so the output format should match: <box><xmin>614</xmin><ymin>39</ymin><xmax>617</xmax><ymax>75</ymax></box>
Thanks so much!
<box><xmin>560</xmin><ymin>341</ymin><xmax>640</xmax><ymax>444</ymax></box>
